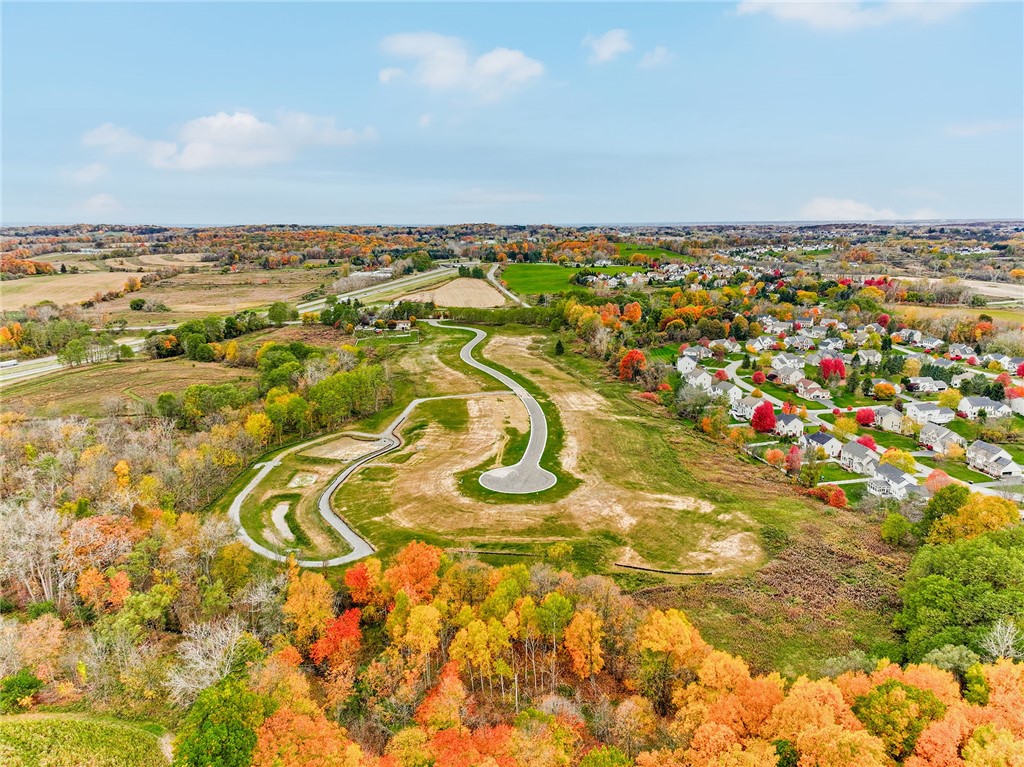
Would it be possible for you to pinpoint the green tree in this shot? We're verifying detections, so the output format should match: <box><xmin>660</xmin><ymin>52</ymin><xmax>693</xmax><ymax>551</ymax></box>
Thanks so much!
<box><xmin>881</xmin><ymin>512</ymin><xmax>913</xmax><ymax>547</ymax></box>
<box><xmin>896</xmin><ymin>526</ymin><xmax>1024</xmax><ymax>659</ymax></box>
<box><xmin>920</xmin><ymin>484</ymin><xmax>970</xmax><ymax>537</ymax></box>
<box><xmin>0</xmin><ymin>669</ymin><xmax>43</xmax><ymax>713</ymax></box>
<box><xmin>852</xmin><ymin>679</ymin><xmax>946</xmax><ymax>761</ymax></box>
<box><xmin>267</xmin><ymin>302</ymin><xmax>291</xmax><ymax>326</ymax></box>
<box><xmin>578</xmin><ymin>745</ymin><xmax>633</xmax><ymax>767</ymax></box>
<box><xmin>173</xmin><ymin>679</ymin><xmax>269</xmax><ymax>767</ymax></box>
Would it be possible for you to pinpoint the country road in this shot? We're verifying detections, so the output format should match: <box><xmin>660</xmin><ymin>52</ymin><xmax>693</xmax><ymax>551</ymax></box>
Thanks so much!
<box><xmin>230</xmin><ymin>321</ymin><xmax>556</xmax><ymax>567</ymax></box>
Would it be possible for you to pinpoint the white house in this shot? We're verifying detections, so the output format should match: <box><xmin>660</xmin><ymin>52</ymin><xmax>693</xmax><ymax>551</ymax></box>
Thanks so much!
<box><xmin>966</xmin><ymin>440</ymin><xmax>1023</xmax><ymax>478</ymax></box>
<box><xmin>919</xmin><ymin>423</ymin><xmax>966</xmax><ymax>455</ymax></box>
<box><xmin>947</xmin><ymin>344</ymin><xmax>974</xmax><ymax>360</ymax></box>
<box><xmin>857</xmin><ymin>349</ymin><xmax>882</xmax><ymax>367</ymax></box>
<box><xmin>731</xmin><ymin>395</ymin><xmax>762</xmax><ymax>421</ymax></box>
<box><xmin>904</xmin><ymin>402</ymin><xmax>955</xmax><ymax>425</ymax></box>
<box><xmin>676</xmin><ymin>356</ymin><xmax>697</xmax><ymax>375</ymax></box>
<box><xmin>907</xmin><ymin>377</ymin><xmax>947</xmax><ymax>394</ymax></box>
<box><xmin>682</xmin><ymin>367</ymin><xmax>714</xmax><ymax>392</ymax></box>
<box><xmin>802</xmin><ymin>431</ymin><xmax>843</xmax><ymax>458</ymax></box>
<box><xmin>774</xmin><ymin>413</ymin><xmax>804</xmax><ymax>438</ymax></box>
<box><xmin>712</xmin><ymin>380</ymin><xmax>743</xmax><ymax>403</ymax></box>
<box><xmin>840</xmin><ymin>442</ymin><xmax>879</xmax><ymax>475</ymax></box>
<box><xmin>868</xmin><ymin>464</ymin><xmax>919</xmax><ymax>500</ymax></box>
<box><xmin>873</xmin><ymin>406</ymin><xmax>903</xmax><ymax>433</ymax></box>
<box><xmin>772</xmin><ymin>352</ymin><xmax>802</xmax><ymax>371</ymax></box>
<box><xmin>959</xmin><ymin>396</ymin><xmax>1012</xmax><ymax>420</ymax></box>
<box><xmin>1010</xmin><ymin>397</ymin><xmax>1024</xmax><ymax>416</ymax></box>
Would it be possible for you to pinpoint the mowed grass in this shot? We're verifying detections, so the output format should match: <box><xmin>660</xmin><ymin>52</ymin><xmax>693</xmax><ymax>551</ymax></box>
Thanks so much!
<box><xmin>0</xmin><ymin>357</ymin><xmax>256</xmax><ymax>417</ymax></box>
<box><xmin>500</xmin><ymin>264</ymin><xmax>644</xmax><ymax>295</ymax></box>
<box><xmin>614</xmin><ymin>243</ymin><xmax>695</xmax><ymax>261</ymax></box>
<box><xmin>0</xmin><ymin>713</ymin><xmax>169</xmax><ymax>767</ymax></box>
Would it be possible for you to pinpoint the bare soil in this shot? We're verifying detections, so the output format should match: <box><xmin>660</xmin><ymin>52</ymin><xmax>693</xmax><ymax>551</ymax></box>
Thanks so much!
<box><xmin>400</xmin><ymin>277</ymin><xmax>507</xmax><ymax>308</ymax></box>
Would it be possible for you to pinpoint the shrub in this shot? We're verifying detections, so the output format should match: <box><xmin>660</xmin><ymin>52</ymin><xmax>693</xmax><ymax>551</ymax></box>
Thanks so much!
<box><xmin>129</xmin><ymin>298</ymin><xmax>145</xmax><ymax>311</ymax></box>
<box><xmin>0</xmin><ymin>669</ymin><xmax>43</xmax><ymax>713</ymax></box>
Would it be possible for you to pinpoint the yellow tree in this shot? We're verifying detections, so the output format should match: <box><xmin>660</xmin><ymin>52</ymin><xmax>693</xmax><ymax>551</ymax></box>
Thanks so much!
<box><xmin>244</xmin><ymin>412</ymin><xmax>274</xmax><ymax>447</ymax></box>
<box><xmin>283</xmin><ymin>570</ymin><xmax>334</xmax><ymax>650</ymax></box>
<box><xmin>564</xmin><ymin>608</ymin><xmax>605</xmax><ymax>680</ymax></box>
<box><xmin>928</xmin><ymin>493</ymin><xmax>1020</xmax><ymax>544</ymax></box>
<box><xmin>880</xmin><ymin>448</ymin><xmax>917</xmax><ymax>474</ymax></box>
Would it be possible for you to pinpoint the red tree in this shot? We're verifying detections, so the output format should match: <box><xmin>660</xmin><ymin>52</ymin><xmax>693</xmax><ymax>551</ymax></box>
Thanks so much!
<box><xmin>784</xmin><ymin>445</ymin><xmax>802</xmax><ymax>475</ymax></box>
<box><xmin>820</xmin><ymin>358</ymin><xmax>847</xmax><ymax>381</ymax></box>
<box><xmin>857</xmin><ymin>434</ymin><xmax>878</xmax><ymax>451</ymax></box>
<box><xmin>751</xmin><ymin>400</ymin><xmax>777</xmax><ymax>433</ymax></box>
<box><xmin>855</xmin><ymin>408</ymin><xmax>876</xmax><ymax>427</ymax></box>
<box><xmin>1017</xmin><ymin>362</ymin><xmax>1024</xmax><ymax>377</ymax></box>
<box><xmin>752</xmin><ymin>370</ymin><xmax>766</xmax><ymax>385</ymax></box>
<box><xmin>619</xmin><ymin>349</ymin><xmax>647</xmax><ymax>381</ymax></box>
<box><xmin>713</xmin><ymin>369</ymin><xmax>729</xmax><ymax>381</ymax></box>
<box><xmin>309</xmin><ymin>608</ymin><xmax>362</xmax><ymax>666</ymax></box>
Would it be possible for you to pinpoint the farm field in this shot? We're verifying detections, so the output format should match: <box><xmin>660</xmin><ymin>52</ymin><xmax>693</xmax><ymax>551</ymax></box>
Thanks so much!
<box><xmin>399</xmin><ymin>276</ymin><xmax>507</xmax><ymax>307</ymax></box>
<box><xmin>500</xmin><ymin>263</ymin><xmax>644</xmax><ymax>295</ymax></box>
<box><xmin>0</xmin><ymin>357</ymin><xmax>256</xmax><ymax>417</ymax></box>
<box><xmin>895</xmin><ymin>303</ymin><xmax>1024</xmax><ymax>325</ymax></box>
<box><xmin>0</xmin><ymin>713</ymin><xmax>169</xmax><ymax>767</ymax></box>
<box><xmin>2</xmin><ymin>271</ymin><xmax>141</xmax><ymax>311</ymax></box>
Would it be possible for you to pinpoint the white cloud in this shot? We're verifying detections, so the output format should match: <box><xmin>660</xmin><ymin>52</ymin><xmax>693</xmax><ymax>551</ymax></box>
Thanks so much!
<box><xmin>945</xmin><ymin>119</ymin><xmax>1020</xmax><ymax>138</ymax></box>
<box><xmin>736</xmin><ymin>1</ymin><xmax>972</xmax><ymax>31</ymax></box>
<box><xmin>379</xmin><ymin>33</ymin><xmax>544</xmax><ymax>101</ymax></box>
<box><xmin>638</xmin><ymin>46</ymin><xmax>673</xmax><ymax>69</ymax></box>
<box><xmin>799</xmin><ymin>197</ymin><xmax>935</xmax><ymax>221</ymax></box>
<box><xmin>418</xmin><ymin>113</ymin><xmax>433</xmax><ymax>128</ymax></box>
<box><xmin>83</xmin><ymin>111</ymin><xmax>372</xmax><ymax>171</ymax></box>
<box><xmin>77</xmin><ymin>193</ymin><xmax>120</xmax><ymax>215</ymax></box>
<box><xmin>68</xmin><ymin>162</ymin><xmax>108</xmax><ymax>184</ymax></box>
<box><xmin>583</xmin><ymin>29</ymin><xmax>633</xmax><ymax>64</ymax></box>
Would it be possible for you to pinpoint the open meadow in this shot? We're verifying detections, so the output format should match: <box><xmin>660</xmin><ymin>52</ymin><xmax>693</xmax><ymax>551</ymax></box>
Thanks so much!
<box><xmin>398</xmin><ymin>276</ymin><xmax>507</xmax><ymax>307</ymax></box>
<box><xmin>500</xmin><ymin>263</ymin><xmax>644</xmax><ymax>294</ymax></box>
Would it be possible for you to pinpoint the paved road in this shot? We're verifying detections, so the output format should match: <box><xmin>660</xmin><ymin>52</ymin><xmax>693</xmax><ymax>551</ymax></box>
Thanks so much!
<box><xmin>0</xmin><ymin>336</ymin><xmax>151</xmax><ymax>386</ymax></box>
<box><xmin>426</xmin><ymin>320</ymin><xmax>556</xmax><ymax>493</ymax></box>
<box><xmin>230</xmin><ymin>321</ymin><xmax>556</xmax><ymax>566</ymax></box>
<box><xmin>487</xmin><ymin>263</ymin><xmax>531</xmax><ymax>307</ymax></box>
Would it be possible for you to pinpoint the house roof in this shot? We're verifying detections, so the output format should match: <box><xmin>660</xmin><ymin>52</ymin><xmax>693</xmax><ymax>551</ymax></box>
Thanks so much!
<box><xmin>874</xmin><ymin>463</ymin><xmax>915</xmax><ymax>485</ymax></box>
<box><xmin>842</xmin><ymin>442</ymin><xmax>877</xmax><ymax>461</ymax></box>
<box><xmin>806</xmin><ymin>431</ymin><xmax>839</xmax><ymax>447</ymax></box>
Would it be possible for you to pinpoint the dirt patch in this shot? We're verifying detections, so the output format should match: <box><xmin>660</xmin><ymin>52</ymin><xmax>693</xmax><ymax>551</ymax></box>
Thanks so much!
<box><xmin>288</xmin><ymin>472</ymin><xmax>318</xmax><ymax>488</ymax></box>
<box><xmin>692</xmin><ymin>532</ymin><xmax>763</xmax><ymax>573</ymax></box>
<box><xmin>400</xmin><ymin>277</ymin><xmax>507</xmax><ymax>308</ymax></box>
<box><xmin>302</xmin><ymin>436</ymin><xmax>386</xmax><ymax>461</ymax></box>
<box><xmin>270</xmin><ymin>502</ymin><xmax>295</xmax><ymax>541</ymax></box>
<box><xmin>392</xmin><ymin>340</ymin><xmax>482</xmax><ymax>396</ymax></box>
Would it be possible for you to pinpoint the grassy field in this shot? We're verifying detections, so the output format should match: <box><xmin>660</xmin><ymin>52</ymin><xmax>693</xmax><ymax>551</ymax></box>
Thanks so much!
<box><xmin>3</xmin><ymin>272</ymin><xmax>143</xmax><ymax>310</ymax></box>
<box><xmin>500</xmin><ymin>264</ymin><xmax>644</xmax><ymax>295</ymax></box>
<box><xmin>0</xmin><ymin>358</ymin><xmax>256</xmax><ymax>417</ymax></box>
<box><xmin>614</xmin><ymin>243</ymin><xmax>695</xmax><ymax>262</ymax></box>
<box><xmin>0</xmin><ymin>713</ymin><xmax>169</xmax><ymax>767</ymax></box>
<box><xmin>915</xmin><ymin>456</ymin><xmax>991</xmax><ymax>483</ymax></box>
<box><xmin>895</xmin><ymin>304</ymin><xmax>1024</xmax><ymax>326</ymax></box>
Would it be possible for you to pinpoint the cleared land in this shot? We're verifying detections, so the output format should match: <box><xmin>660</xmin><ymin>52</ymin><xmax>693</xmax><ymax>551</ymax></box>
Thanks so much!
<box><xmin>2</xmin><ymin>272</ymin><xmax>141</xmax><ymax>310</ymax></box>
<box><xmin>399</xmin><ymin>277</ymin><xmax>507</xmax><ymax>308</ymax></box>
<box><xmin>895</xmin><ymin>304</ymin><xmax>1024</xmax><ymax>325</ymax></box>
<box><xmin>614</xmin><ymin>243</ymin><xmax>694</xmax><ymax>261</ymax></box>
<box><xmin>500</xmin><ymin>264</ymin><xmax>644</xmax><ymax>295</ymax></box>
<box><xmin>0</xmin><ymin>357</ymin><xmax>256</xmax><ymax>418</ymax></box>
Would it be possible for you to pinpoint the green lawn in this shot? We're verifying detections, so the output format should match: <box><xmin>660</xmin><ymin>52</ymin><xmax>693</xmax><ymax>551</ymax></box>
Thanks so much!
<box><xmin>915</xmin><ymin>456</ymin><xmax>991</xmax><ymax>484</ymax></box>
<box><xmin>500</xmin><ymin>263</ymin><xmax>644</xmax><ymax>295</ymax></box>
<box><xmin>614</xmin><ymin>243</ymin><xmax>695</xmax><ymax>262</ymax></box>
<box><xmin>647</xmin><ymin>344</ymin><xmax>678</xmax><ymax>364</ymax></box>
<box><xmin>868</xmin><ymin>429</ymin><xmax>920</xmax><ymax>452</ymax></box>
<box><xmin>828</xmin><ymin>390</ymin><xmax>885</xmax><ymax>409</ymax></box>
<box><xmin>819</xmin><ymin>463</ymin><xmax>865</xmax><ymax>482</ymax></box>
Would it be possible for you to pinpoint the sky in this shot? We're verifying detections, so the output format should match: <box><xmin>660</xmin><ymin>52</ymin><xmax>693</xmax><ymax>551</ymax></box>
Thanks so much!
<box><xmin>2</xmin><ymin>1</ymin><xmax>1022</xmax><ymax>225</ymax></box>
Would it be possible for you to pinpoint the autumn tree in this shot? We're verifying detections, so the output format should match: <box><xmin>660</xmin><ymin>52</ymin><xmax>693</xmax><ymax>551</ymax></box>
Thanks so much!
<box><xmin>565</xmin><ymin>608</ymin><xmax>605</xmax><ymax>680</ymax></box>
<box><xmin>855</xmin><ymin>408</ymin><xmax>875</xmax><ymax>427</ymax></box>
<box><xmin>283</xmin><ymin>569</ymin><xmax>334</xmax><ymax>650</ymax></box>
<box><xmin>880</xmin><ymin>448</ymin><xmax>917</xmax><ymax>474</ymax></box>
<box><xmin>928</xmin><ymin>493</ymin><xmax>1020</xmax><ymax>544</ymax></box>
<box><xmin>751</xmin><ymin>400</ymin><xmax>776</xmax><ymax>433</ymax></box>
<box><xmin>619</xmin><ymin>349</ymin><xmax>647</xmax><ymax>382</ymax></box>
<box><xmin>173</xmin><ymin>679</ymin><xmax>269</xmax><ymax>767</ymax></box>
<box><xmin>383</xmin><ymin>541</ymin><xmax>442</xmax><ymax>604</ymax></box>
<box><xmin>852</xmin><ymin>680</ymin><xmax>946</xmax><ymax>761</ymax></box>
<box><xmin>251</xmin><ymin>706</ymin><xmax>363</xmax><ymax>767</ymax></box>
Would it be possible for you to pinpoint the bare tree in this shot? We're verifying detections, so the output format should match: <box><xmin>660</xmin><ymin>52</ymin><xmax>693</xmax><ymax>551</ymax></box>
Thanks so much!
<box><xmin>980</xmin><ymin>618</ymin><xmax>1023</xmax><ymax>661</ymax></box>
<box><xmin>165</xmin><ymin>616</ymin><xmax>249</xmax><ymax>706</ymax></box>
<box><xmin>0</xmin><ymin>500</ymin><xmax>69</xmax><ymax>604</ymax></box>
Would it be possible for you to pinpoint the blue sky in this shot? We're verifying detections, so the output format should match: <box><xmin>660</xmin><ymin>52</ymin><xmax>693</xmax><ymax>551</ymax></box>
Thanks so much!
<box><xmin>3</xmin><ymin>1</ymin><xmax>1022</xmax><ymax>225</ymax></box>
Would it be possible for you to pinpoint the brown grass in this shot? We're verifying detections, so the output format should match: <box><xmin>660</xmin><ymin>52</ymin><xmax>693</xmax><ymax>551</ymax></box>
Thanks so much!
<box><xmin>2</xmin><ymin>272</ymin><xmax>139</xmax><ymax>310</ymax></box>
<box><xmin>400</xmin><ymin>277</ymin><xmax>507</xmax><ymax>308</ymax></box>
<box><xmin>0</xmin><ymin>358</ymin><xmax>255</xmax><ymax>417</ymax></box>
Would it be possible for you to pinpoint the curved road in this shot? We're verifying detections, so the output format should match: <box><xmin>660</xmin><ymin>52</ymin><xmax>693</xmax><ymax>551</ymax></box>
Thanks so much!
<box><xmin>230</xmin><ymin>321</ymin><xmax>556</xmax><ymax>567</ymax></box>
<box><xmin>487</xmin><ymin>263</ymin><xmax>531</xmax><ymax>307</ymax></box>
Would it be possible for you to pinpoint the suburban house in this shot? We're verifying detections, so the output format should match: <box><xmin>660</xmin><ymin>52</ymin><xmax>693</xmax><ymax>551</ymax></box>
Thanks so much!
<box><xmin>872</xmin><ymin>378</ymin><xmax>903</xmax><ymax>395</ymax></box>
<box><xmin>1011</xmin><ymin>397</ymin><xmax>1024</xmax><ymax>416</ymax></box>
<box><xmin>796</xmin><ymin>378</ymin><xmax>829</xmax><ymax>400</ymax></box>
<box><xmin>840</xmin><ymin>442</ymin><xmax>879</xmax><ymax>475</ymax></box>
<box><xmin>682</xmin><ymin>345</ymin><xmax>712</xmax><ymax>361</ymax></box>
<box><xmin>709</xmin><ymin>338</ymin><xmax>740</xmax><ymax>354</ymax></box>
<box><xmin>712</xmin><ymin>380</ymin><xmax>743</xmax><ymax>403</ymax></box>
<box><xmin>919</xmin><ymin>423</ymin><xmax>966</xmax><ymax>455</ymax></box>
<box><xmin>966</xmin><ymin>440</ymin><xmax>1023</xmax><ymax>478</ymax></box>
<box><xmin>947</xmin><ymin>344</ymin><xmax>974</xmax><ymax>360</ymax></box>
<box><xmin>868</xmin><ymin>464</ymin><xmax>919</xmax><ymax>500</ymax></box>
<box><xmin>904</xmin><ymin>402</ymin><xmax>955</xmax><ymax>425</ymax></box>
<box><xmin>856</xmin><ymin>349</ymin><xmax>882</xmax><ymax>367</ymax></box>
<box><xmin>892</xmin><ymin>329</ymin><xmax>922</xmax><ymax>345</ymax></box>
<box><xmin>393</xmin><ymin>320</ymin><xmax>412</xmax><ymax>331</ymax></box>
<box><xmin>676</xmin><ymin>355</ymin><xmax>697</xmax><ymax>375</ymax></box>
<box><xmin>774</xmin><ymin>413</ymin><xmax>804</xmax><ymax>438</ymax></box>
<box><xmin>959</xmin><ymin>396</ymin><xmax>1012</xmax><ymax>420</ymax></box>
<box><xmin>983</xmin><ymin>353</ymin><xmax>1013</xmax><ymax>370</ymax></box>
<box><xmin>789</xmin><ymin>336</ymin><xmax>816</xmax><ymax>352</ymax></box>
<box><xmin>802</xmin><ymin>431</ymin><xmax>843</xmax><ymax>458</ymax></box>
<box><xmin>731</xmin><ymin>395</ymin><xmax>762</xmax><ymax>421</ymax></box>
<box><xmin>772</xmin><ymin>352</ymin><xmax>802</xmax><ymax>371</ymax></box>
<box><xmin>906</xmin><ymin>377</ymin><xmax>948</xmax><ymax>394</ymax></box>
<box><xmin>873</xmin><ymin>406</ymin><xmax>903</xmax><ymax>433</ymax></box>
<box><xmin>774</xmin><ymin>366</ymin><xmax>803</xmax><ymax>387</ymax></box>
<box><xmin>682</xmin><ymin>367</ymin><xmax>714</xmax><ymax>392</ymax></box>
